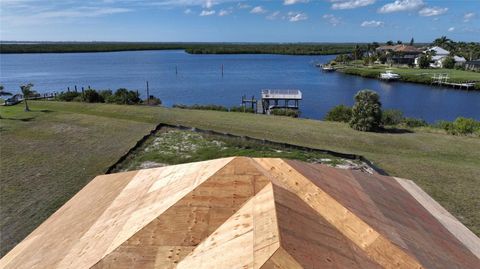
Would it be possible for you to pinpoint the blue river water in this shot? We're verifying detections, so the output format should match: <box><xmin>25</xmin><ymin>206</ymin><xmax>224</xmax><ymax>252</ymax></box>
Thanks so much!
<box><xmin>1</xmin><ymin>50</ymin><xmax>479</xmax><ymax>122</ymax></box>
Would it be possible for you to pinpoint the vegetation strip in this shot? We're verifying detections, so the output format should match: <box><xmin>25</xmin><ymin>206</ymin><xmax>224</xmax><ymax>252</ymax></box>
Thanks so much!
<box><xmin>105</xmin><ymin>123</ymin><xmax>386</xmax><ymax>175</ymax></box>
<box><xmin>0</xmin><ymin>42</ymin><xmax>358</xmax><ymax>55</ymax></box>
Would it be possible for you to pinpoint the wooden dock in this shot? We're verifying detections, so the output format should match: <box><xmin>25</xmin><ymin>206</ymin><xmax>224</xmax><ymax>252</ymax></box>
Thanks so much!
<box><xmin>241</xmin><ymin>89</ymin><xmax>303</xmax><ymax>114</ymax></box>
<box><xmin>431</xmin><ymin>73</ymin><xmax>476</xmax><ymax>90</ymax></box>
<box><xmin>261</xmin><ymin>89</ymin><xmax>302</xmax><ymax>114</ymax></box>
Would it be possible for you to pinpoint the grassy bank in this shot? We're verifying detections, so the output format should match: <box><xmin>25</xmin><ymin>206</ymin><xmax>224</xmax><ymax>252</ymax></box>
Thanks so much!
<box><xmin>0</xmin><ymin>42</ymin><xmax>357</xmax><ymax>55</ymax></box>
<box><xmin>339</xmin><ymin>66</ymin><xmax>480</xmax><ymax>90</ymax></box>
<box><xmin>1</xmin><ymin>101</ymin><xmax>479</xmax><ymax>257</ymax></box>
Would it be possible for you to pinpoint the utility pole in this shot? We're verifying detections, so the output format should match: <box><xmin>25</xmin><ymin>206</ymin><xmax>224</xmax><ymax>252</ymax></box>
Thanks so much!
<box><xmin>146</xmin><ymin>81</ymin><xmax>150</xmax><ymax>105</ymax></box>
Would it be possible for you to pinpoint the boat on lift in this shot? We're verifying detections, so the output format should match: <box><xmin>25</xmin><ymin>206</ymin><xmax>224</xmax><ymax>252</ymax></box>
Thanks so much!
<box><xmin>379</xmin><ymin>69</ymin><xmax>400</xmax><ymax>80</ymax></box>
<box><xmin>321</xmin><ymin>65</ymin><xmax>335</xmax><ymax>72</ymax></box>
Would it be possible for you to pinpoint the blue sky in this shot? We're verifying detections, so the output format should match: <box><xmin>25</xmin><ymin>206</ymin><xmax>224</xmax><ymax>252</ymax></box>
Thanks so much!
<box><xmin>1</xmin><ymin>0</ymin><xmax>479</xmax><ymax>42</ymax></box>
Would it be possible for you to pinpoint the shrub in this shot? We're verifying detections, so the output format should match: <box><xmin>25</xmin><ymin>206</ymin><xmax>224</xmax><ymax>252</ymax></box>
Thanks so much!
<box><xmin>442</xmin><ymin>56</ymin><xmax>455</xmax><ymax>69</ymax></box>
<box><xmin>325</xmin><ymin>105</ymin><xmax>352</xmax><ymax>122</ymax></box>
<box><xmin>98</xmin><ymin>90</ymin><xmax>113</xmax><ymax>101</ymax></box>
<box><xmin>401</xmin><ymin>117</ymin><xmax>428</xmax><ymax>128</ymax></box>
<box><xmin>382</xmin><ymin>109</ymin><xmax>404</xmax><ymax>126</ymax></box>
<box><xmin>56</xmin><ymin>91</ymin><xmax>81</xmax><ymax>102</ymax></box>
<box><xmin>349</xmin><ymin>90</ymin><xmax>382</xmax><ymax>132</ymax></box>
<box><xmin>145</xmin><ymin>95</ymin><xmax>162</xmax><ymax>106</ymax></box>
<box><xmin>106</xmin><ymin>88</ymin><xmax>141</xmax><ymax>105</ymax></box>
<box><xmin>84</xmin><ymin>89</ymin><xmax>103</xmax><ymax>103</ymax></box>
<box><xmin>270</xmin><ymin>108</ymin><xmax>300</xmax><ymax>118</ymax></box>
<box><xmin>450</xmin><ymin>117</ymin><xmax>480</xmax><ymax>135</ymax></box>
<box><xmin>418</xmin><ymin>55</ymin><xmax>431</xmax><ymax>69</ymax></box>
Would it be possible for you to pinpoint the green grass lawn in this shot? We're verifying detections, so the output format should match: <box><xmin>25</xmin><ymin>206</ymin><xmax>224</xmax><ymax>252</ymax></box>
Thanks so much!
<box><xmin>339</xmin><ymin>65</ymin><xmax>480</xmax><ymax>89</ymax></box>
<box><xmin>1</xmin><ymin>101</ymin><xmax>479</xmax><ymax>257</ymax></box>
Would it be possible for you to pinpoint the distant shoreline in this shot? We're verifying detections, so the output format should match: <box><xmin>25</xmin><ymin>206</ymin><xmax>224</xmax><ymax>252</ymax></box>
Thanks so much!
<box><xmin>0</xmin><ymin>42</ymin><xmax>360</xmax><ymax>55</ymax></box>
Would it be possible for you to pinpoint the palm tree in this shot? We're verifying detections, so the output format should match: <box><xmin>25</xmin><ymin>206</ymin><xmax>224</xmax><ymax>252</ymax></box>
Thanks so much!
<box><xmin>20</xmin><ymin>83</ymin><xmax>36</xmax><ymax>112</ymax></box>
<box><xmin>0</xmin><ymin>85</ymin><xmax>13</xmax><ymax>119</ymax></box>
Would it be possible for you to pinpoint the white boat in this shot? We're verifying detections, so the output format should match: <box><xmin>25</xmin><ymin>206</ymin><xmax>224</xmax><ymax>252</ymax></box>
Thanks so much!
<box><xmin>321</xmin><ymin>65</ymin><xmax>335</xmax><ymax>72</ymax></box>
<box><xmin>379</xmin><ymin>70</ymin><xmax>400</xmax><ymax>80</ymax></box>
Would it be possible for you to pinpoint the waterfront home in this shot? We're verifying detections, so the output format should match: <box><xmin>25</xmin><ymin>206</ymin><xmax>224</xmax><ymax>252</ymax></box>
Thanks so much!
<box><xmin>465</xmin><ymin>60</ymin><xmax>480</xmax><ymax>71</ymax></box>
<box><xmin>375</xmin><ymin>45</ymin><xmax>422</xmax><ymax>65</ymax></box>
<box><xmin>414</xmin><ymin>46</ymin><xmax>467</xmax><ymax>68</ymax></box>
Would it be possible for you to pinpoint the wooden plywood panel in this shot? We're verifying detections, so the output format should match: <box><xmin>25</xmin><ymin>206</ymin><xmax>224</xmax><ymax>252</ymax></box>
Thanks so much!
<box><xmin>272</xmin><ymin>183</ymin><xmax>381</xmax><ymax>269</ymax></box>
<box><xmin>177</xmin><ymin>183</ymin><xmax>279</xmax><ymax>269</ymax></box>
<box><xmin>260</xmin><ymin>248</ymin><xmax>303</xmax><ymax>269</ymax></box>
<box><xmin>254</xmin><ymin>158</ymin><xmax>424</xmax><ymax>269</ymax></box>
<box><xmin>394</xmin><ymin>177</ymin><xmax>480</xmax><ymax>259</ymax></box>
<box><xmin>0</xmin><ymin>171</ymin><xmax>138</xmax><ymax>269</ymax></box>
<box><xmin>58</xmin><ymin>158</ymin><xmax>233</xmax><ymax>269</ymax></box>
<box><xmin>94</xmin><ymin>157</ymin><xmax>271</xmax><ymax>268</ymax></box>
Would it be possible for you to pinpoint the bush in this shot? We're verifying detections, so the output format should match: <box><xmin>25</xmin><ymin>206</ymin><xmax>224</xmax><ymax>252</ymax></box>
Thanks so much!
<box><xmin>145</xmin><ymin>95</ymin><xmax>162</xmax><ymax>106</ymax></box>
<box><xmin>382</xmin><ymin>109</ymin><xmax>404</xmax><ymax>126</ymax></box>
<box><xmin>270</xmin><ymin>108</ymin><xmax>300</xmax><ymax>118</ymax></box>
<box><xmin>449</xmin><ymin>117</ymin><xmax>480</xmax><ymax>135</ymax></box>
<box><xmin>84</xmin><ymin>89</ymin><xmax>103</xmax><ymax>103</ymax></box>
<box><xmin>105</xmin><ymin>88</ymin><xmax>141</xmax><ymax>105</ymax></box>
<box><xmin>442</xmin><ymin>56</ymin><xmax>455</xmax><ymax>69</ymax></box>
<box><xmin>418</xmin><ymin>55</ymin><xmax>431</xmax><ymax>69</ymax></box>
<box><xmin>98</xmin><ymin>90</ymin><xmax>113</xmax><ymax>102</ymax></box>
<box><xmin>401</xmin><ymin>117</ymin><xmax>428</xmax><ymax>128</ymax></box>
<box><xmin>349</xmin><ymin>90</ymin><xmax>382</xmax><ymax>132</ymax></box>
<box><xmin>56</xmin><ymin>91</ymin><xmax>81</xmax><ymax>102</ymax></box>
<box><xmin>325</xmin><ymin>105</ymin><xmax>352</xmax><ymax>122</ymax></box>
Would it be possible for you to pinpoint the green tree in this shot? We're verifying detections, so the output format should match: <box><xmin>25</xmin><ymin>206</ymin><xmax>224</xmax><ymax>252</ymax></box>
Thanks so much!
<box><xmin>386</xmin><ymin>40</ymin><xmax>394</xmax><ymax>45</ymax></box>
<box><xmin>397</xmin><ymin>40</ymin><xmax>403</xmax><ymax>45</ymax></box>
<box><xmin>418</xmin><ymin>54</ymin><xmax>431</xmax><ymax>69</ymax></box>
<box><xmin>442</xmin><ymin>56</ymin><xmax>455</xmax><ymax>69</ymax></box>
<box><xmin>349</xmin><ymin>90</ymin><xmax>382</xmax><ymax>132</ymax></box>
<box><xmin>20</xmin><ymin>83</ymin><xmax>36</xmax><ymax>112</ymax></box>
<box><xmin>409</xmin><ymin>38</ymin><xmax>414</xmax><ymax>46</ymax></box>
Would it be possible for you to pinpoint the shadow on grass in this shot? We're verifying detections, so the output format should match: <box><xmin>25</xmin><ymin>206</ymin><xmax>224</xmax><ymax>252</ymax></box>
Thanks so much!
<box><xmin>39</xmin><ymin>109</ymin><xmax>54</xmax><ymax>113</ymax></box>
<box><xmin>0</xmin><ymin>117</ymin><xmax>36</xmax><ymax>122</ymax></box>
<box><xmin>379</xmin><ymin>127</ymin><xmax>414</xmax><ymax>134</ymax></box>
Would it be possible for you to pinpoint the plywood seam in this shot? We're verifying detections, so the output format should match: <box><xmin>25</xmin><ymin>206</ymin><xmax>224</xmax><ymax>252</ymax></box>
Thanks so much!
<box><xmin>254</xmin><ymin>158</ymin><xmax>424</xmax><ymax>269</ymax></box>
<box><xmin>86</xmin><ymin>157</ymin><xmax>237</xmax><ymax>268</ymax></box>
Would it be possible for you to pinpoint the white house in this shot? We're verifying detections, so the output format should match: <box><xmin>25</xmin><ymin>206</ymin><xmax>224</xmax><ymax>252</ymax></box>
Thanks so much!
<box><xmin>414</xmin><ymin>46</ymin><xmax>466</xmax><ymax>68</ymax></box>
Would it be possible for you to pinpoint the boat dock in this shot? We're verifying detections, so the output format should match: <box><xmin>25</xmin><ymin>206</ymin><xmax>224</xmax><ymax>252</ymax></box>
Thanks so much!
<box><xmin>431</xmin><ymin>74</ymin><xmax>476</xmax><ymax>90</ymax></box>
<box><xmin>241</xmin><ymin>89</ymin><xmax>302</xmax><ymax>114</ymax></box>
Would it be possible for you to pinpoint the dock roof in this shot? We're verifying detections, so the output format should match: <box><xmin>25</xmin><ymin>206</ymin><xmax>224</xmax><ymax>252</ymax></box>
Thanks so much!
<box><xmin>261</xmin><ymin>89</ymin><xmax>302</xmax><ymax>100</ymax></box>
<box><xmin>1</xmin><ymin>157</ymin><xmax>479</xmax><ymax>269</ymax></box>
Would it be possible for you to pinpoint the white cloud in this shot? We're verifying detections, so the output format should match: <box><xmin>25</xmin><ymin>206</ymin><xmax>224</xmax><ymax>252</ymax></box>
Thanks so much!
<box><xmin>448</xmin><ymin>27</ymin><xmax>455</xmax><ymax>32</ymax></box>
<box><xmin>331</xmin><ymin>0</ymin><xmax>375</xmax><ymax>10</ymax></box>
<box><xmin>378</xmin><ymin>0</ymin><xmax>424</xmax><ymax>13</ymax></box>
<box><xmin>199</xmin><ymin>9</ymin><xmax>215</xmax><ymax>16</ymax></box>
<box><xmin>322</xmin><ymin>14</ymin><xmax>341</xmax><ymax>26</ymax></box>
<box><xmin>266</xmin><ymin>11</ymin><xmax>281</xmax><ymax>20</ymax></box>
<box><xmin>464</xmin><ymin>12</ymin><xmax>476</xmax><ymax>22</ymax></box>
<box><xmin>218</xmin><ymin>9</ymin><xmax>231</xmax><ymax>16</ymax></box>
<box><xmin>184</xmin><ymin>8</ymin><xmax>193</xmax><ymax>14</ymax></box>
<box><xmin>284</xmin><ymin>0</ymin><xmax>309</xmax><ymax>5</ymax></box>
<box><xmin>237</xmin><ymin>3</ymin><xmax>250</xmax><ymax>9</ymax></box>
<box><xmin>418</xmin><ymin>7</ymin><xmax>447</xmax><ymax>17</ymax></box>
<box><xmin>287</xmin><ymin>11</ymin><xmax>308</xmax><ymax>22</ymax></box>
<box><xmin>361</xmin><ymin>20</ymin><xmax>384</xmax><ymax>27</ymax></box>
<box><xmin>250</xmin><ymin>6</ymin><xmax>266</xmax><ymax>14</ymax></box>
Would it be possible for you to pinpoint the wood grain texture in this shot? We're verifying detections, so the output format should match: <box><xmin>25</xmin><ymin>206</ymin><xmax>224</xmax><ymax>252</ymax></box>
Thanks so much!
<box><xmin>2</xmin><ymin>157</ymin><xmax>478</xmax><ymax>269</ymax></box>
